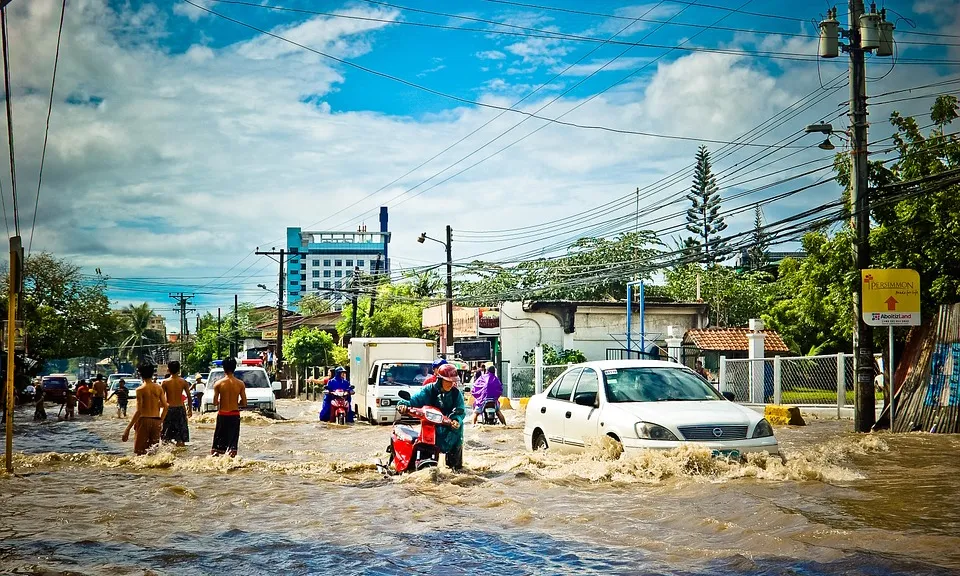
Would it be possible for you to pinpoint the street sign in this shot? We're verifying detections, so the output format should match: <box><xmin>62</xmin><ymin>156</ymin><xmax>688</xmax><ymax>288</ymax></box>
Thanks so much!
<box><xmin>861</xmin><ymin>269</ymin><xmax>921</xmax><ymax>326</ymax></box>
<box><xmin>2</xmin><ymin>320</ymin><xmax>24</xmax><ymax>351</ymax></box>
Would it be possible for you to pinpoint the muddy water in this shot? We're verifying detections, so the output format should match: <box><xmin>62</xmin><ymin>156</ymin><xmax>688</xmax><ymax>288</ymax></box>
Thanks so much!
<box><xmin>2</xmin><ymin>400</ymin><xmax>959</xmax><ymax>575</ymax></box>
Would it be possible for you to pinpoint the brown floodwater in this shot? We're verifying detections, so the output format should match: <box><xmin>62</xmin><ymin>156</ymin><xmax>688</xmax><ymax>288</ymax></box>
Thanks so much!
<box><xmin>1</xmin><ymin>400</ymin><xmax>959</xmax><ymax>575</ymax></box>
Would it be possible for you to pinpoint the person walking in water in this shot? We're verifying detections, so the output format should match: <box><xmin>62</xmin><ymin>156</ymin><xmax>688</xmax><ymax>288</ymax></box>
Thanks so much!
<box><xmin>91</xmin><ymin>375</ymin><xmax>107</xmax><ymax>416</ymax></box>
<box><xmin>63</xmin><ymin>388</ymin><xmax>76</xmax><ymax>421</ymax></box>
<box><xmin>211</xmin><ymin>357</ymin><xmax>247</xmax><ymax>458</ymax></box>
<box><xmin>33</xmin><ymin>382</ymin><xmax>46</xmax><ymax>421</ymax></box>
<box><xmin>160</xmin><ymin>361</ymin><xmax>192</xmax><ymax>447</ymax></box>
<box><xmin>121</xmin><ymin>363</ymin><xmax>168</xmax><ymax>455</ymax></box>
<box><xmin>108</xmin><ymin>379</ymin><xmax>130</xmax><ymax>418</ymax></box>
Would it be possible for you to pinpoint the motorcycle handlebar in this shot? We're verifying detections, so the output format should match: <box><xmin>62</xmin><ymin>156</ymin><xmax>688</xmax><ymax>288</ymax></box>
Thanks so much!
<box><xmin>403</xmin><ymin>406</ymin><xmax>452</xmax><ymax>426</ymax></box>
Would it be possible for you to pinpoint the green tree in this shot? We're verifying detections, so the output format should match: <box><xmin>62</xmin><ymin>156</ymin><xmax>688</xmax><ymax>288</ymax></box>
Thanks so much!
<box><xmin>331</xmin><ymin>345</ymin><xmax>349</xmax><ymax>367</ymax></box>
<box><xmin>297</xmin><ymin>293</ymin><xmax>332</xmax><ymax>317</ymax></box>
<box><xmin>408</xmin><ymin>270</ymin><xmax>443</xmax><ymax>299</ymax></box>
<box><xmin>184</xmin><ymin>312</ymin><xmax>220</xmax><ymax>374</ymax></box>
<box><xmin>662</xmin><ymin>264</ymin><xmax>771</xmax><ymax>327</ymax></box>
<box><xmin>283</xmin><ymin>327</ymin><xmax>334</xmax><ymax>369</ymax></box>
<box><xmin>747</xmin><ymin>206</ymin><xmax>768</xmax><ymax>271</ymax></box>
<box><xmin>685</xmin><ymin>145</ymin><xmax>727</xmax><ymax>263</ymax></box>
<box><xmin>117</xmin><ymin>303</ymin><xmax>163</xmax><ymax>363</ymax></box>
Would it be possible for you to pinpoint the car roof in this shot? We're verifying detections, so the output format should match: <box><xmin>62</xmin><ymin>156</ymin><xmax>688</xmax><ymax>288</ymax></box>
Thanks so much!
<box><xmin>209</xmin><ymin>367</ymin><xmax>267</xmax><ymax>372</ymax></box>
<box><xmin>567</xmin><ymin>360</ymin><xmax>692</xmax><ymax>371</ymax></box>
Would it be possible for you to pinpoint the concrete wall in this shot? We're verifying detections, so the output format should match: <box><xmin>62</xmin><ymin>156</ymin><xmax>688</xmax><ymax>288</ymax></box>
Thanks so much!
<box><xmin>500</xmin><ymin>301</ymin><xmax>708</xmax><ymax>367</ymax></box>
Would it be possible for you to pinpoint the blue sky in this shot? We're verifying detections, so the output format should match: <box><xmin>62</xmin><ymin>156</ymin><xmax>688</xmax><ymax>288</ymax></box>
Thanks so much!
<box><xmin>4</xmin><ymin>0</ymin><xmax>960</xmax><ymax>330</ymax></box>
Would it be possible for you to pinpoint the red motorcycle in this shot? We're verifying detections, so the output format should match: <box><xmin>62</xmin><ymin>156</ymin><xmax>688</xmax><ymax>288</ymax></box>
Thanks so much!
<box><xmin>322</xmin><ymin>387</ymin><xmax>353</xmax><ymax>425</ymax></box>
<box><xmin>378</xmin><ymin>390</ymin><xmax>452</xmax><ymax>474</ymax></box>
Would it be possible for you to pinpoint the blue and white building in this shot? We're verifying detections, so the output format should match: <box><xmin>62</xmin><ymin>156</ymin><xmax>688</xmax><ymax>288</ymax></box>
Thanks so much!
<box><xmin>286</xmin><ymin>207</ymin><xmax>390</xmax><ymax>312</ymax></box>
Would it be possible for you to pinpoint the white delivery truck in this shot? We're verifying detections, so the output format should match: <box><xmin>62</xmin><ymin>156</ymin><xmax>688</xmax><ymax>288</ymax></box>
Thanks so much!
<box><xmin>349</xmin><ymin>337</ymin><xmax>438</xmax><ymax>424</ymax></box>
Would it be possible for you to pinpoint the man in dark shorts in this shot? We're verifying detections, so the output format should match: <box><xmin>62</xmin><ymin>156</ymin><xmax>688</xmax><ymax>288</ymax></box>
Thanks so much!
<box><xmin>91</xmin><ymin>375</ymin><xmax>107</xmax><ymax>416</ymax></box>
<box><xmin>108</xmin><ymin>380</ymin><xmax>130</xmax><ymax>418</ymax></box>
<box><xmin>211</xmin><ymin>357</ymin><xmax>247</xmax><ymax>458</ymax></box>
<box><xmin>160</xmin><ymin>361</ymin><xmax>192</xmax><ymax>446</ymax></box>
<box><xmin>121</xmin><ymin>363</ymin><xmax>168</xmax><ymax>455</ymax></box>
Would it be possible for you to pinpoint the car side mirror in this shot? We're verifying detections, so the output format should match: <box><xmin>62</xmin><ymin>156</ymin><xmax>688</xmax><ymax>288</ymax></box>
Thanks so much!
<box><xmin>574</xmin><ymin>394</ymin><xmax>596</xmax><ymax>407</ymax></box>
<box><xmin>398</xmin><ymin>390</ymin><xmax>411</xmax><ymax>401</ymax></box>
<box><xmin>271</xmin><ymin>381</ymin><xmax>282</xmax><ymax>391</ymax></box>
<box><xmin>722</xmin><ymin>391</ymin><xmax>735</xmax><ymax>401</ymax></box>
<box><xmin>368</xmin><ymin>376</ymin><xmax>376</xmax><ymax>386</ymax></box>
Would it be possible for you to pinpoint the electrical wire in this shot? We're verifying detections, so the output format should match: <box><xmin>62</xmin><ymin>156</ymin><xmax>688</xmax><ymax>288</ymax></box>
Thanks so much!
<box><xmin>28</xmin><ymin>0</ymin><xmax>67</xmax><ymax>255</ymax></box>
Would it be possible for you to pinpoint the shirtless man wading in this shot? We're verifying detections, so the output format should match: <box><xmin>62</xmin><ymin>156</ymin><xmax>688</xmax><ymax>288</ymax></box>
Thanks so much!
<box><xmin>160</xmin><ymin>361</ymin><xmax>192</xmax><ymax>446</ymax></box>
<box><xmin>122</xmin><ymin>363</ymin><xmax>168</xmax><ymax>455</ymax></box>
<box><xmin>211</xmin><ymin>357</ymin><xmax>247</xmax><ymax>458</ymax></box>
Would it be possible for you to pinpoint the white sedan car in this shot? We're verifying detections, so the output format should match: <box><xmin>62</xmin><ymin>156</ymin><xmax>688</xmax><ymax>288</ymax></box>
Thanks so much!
<box><xmin>200</xmin><ymin>367</ymin><xmax>281</xmax><ymax>413</ymax></box>
<box><xmin>524</xmin><ymin>360</ymin><xmax>778</xmax><ymax>456</ymax></box>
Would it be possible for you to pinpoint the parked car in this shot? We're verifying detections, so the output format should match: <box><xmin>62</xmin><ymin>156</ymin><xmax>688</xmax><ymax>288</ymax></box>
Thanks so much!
<box><xmin>200</xmin><ymin>367</ymin><xmax>281</xmax><ymax>414</ymax></box>
<box><xmin>109</xmin><ymin>379</ymin><xmax>143</xmax><ymax>399</ymax></box>
<box><xmin>108</xmin><ymin>373</ymin><xmax>133</xmax><ymax>389</ymax></box>
<box><xmin>41</xmin><ymin>375</ymin><xmax>71</xmax><ymax>403</ymax></box>
<box><xmin>523</xmin><ymin>360</ymin><xmax>779</xmax><ymax>456</ymax></box>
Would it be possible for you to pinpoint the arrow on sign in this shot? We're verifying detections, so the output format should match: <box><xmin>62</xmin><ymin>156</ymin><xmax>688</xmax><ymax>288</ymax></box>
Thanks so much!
<box><xmin>885</xmin><ymin>296</ymin><xmax>898</xmax><ymax>311</ymax></box>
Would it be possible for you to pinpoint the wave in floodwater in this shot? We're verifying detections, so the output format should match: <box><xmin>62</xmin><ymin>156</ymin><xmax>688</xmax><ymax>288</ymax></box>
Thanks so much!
<box><xmin>6</xmin><ymin>433</ymin><xmax>888</xmax><ymax>487</ymax></box>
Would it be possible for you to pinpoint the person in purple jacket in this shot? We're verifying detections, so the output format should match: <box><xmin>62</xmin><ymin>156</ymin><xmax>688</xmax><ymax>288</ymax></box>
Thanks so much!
<box><xmin>471</xmin><ymin>364</ymin><xmax>506</xmax><ymax>425</ymax></box>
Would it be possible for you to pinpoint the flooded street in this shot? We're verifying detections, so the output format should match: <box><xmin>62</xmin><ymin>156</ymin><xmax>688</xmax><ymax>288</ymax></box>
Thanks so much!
<box><xmin>2</xmin><ymin>400</ymin><xmax>960</xmax><ymax>575</ymax></box>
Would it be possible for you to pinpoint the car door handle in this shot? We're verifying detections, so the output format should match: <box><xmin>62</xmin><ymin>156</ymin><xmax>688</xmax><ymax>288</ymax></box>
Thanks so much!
<box><xmin>540</xmin><ymin>407</ymin><xmax>546</xmax><ymax>414</ymax></box>
<box><xmin>565</xmin><ymin>411</ymin><xmax>572</xmax><ymax>419</ymax></box>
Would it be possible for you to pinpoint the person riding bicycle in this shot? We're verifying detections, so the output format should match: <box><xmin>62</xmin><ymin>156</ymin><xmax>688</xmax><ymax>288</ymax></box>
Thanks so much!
<box><xmin>319</xmin><ymin>367</ymin><xmax>354</xmax><ymax>423</ymax></box>
<box><xmin>397</xmin><ymin>363</ymin><xmax>465</xmax><ymax>470</ymax></box>
<box><xmin>471</xmin><ymin>364</ymin><xmax>506</xmax><ymax>425</ymax></box>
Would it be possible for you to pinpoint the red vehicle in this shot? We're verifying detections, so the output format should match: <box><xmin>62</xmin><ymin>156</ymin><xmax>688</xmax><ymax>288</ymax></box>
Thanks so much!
<box><xmin>378</xmin><ymin>390</ymin><xmax>452</xmax><ymax>474</ymax></box>
<box><xmin>322</xmin><ymin>388</ymin><xmax>352</xmax><ymax>425</ymax></box>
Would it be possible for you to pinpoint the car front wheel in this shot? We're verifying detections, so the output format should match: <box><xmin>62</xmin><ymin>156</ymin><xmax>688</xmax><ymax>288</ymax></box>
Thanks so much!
<box><xmin>532</xmin><ymin>430</ymin><xmax>548</xmax><ymax>451</ymax></box>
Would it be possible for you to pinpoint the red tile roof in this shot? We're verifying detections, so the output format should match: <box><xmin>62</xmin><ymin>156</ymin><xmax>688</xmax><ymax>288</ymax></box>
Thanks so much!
<box><xmin>685</xmin><ymin>328</ymin><xmax>790</xmax><ymax>353</ymax></box>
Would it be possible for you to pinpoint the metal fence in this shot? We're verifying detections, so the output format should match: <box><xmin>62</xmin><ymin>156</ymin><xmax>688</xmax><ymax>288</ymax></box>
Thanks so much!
<box><xmin>509</xmin><ymin>366</ymin><xmax>535</xmax><ymax>398</ymax></box>
<box><xmin>720</xmin><ymin>353</ymin><xmax>883</xmax><ymax>412</ymax></box>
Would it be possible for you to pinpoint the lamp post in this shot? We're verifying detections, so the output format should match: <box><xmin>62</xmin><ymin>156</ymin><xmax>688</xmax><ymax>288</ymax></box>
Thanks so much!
<box><xmin>626</xmin><ymin>280</ymin><xmax>645</xmax><ymax>359</ymax></box>
<box><xmin>418</xmin><ymin>228</ymin><xmax>454</xmax><ymax>354</ymax></box>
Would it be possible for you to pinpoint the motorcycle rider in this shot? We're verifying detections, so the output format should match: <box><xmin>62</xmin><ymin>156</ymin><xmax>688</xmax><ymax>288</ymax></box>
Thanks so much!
<box><xmin>397</xmin><ymin>363</ymin><xmax>465</xmax><ymax>470</ymax></box>
<box><xmin>471</xmin><ymin>364</ymin><xmax>506</xmax><ymax>425</ymax></box>
<box><xmin>319</xmin><ymin>367</ymin><xmax>354</xmax><ymax>423</ymax></box>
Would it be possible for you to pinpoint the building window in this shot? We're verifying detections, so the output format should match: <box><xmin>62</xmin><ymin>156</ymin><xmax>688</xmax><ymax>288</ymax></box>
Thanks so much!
<box><xmin>323</xmin><ymin>259</ymin><xmax>331</xmax><ymax>266</ymax></box>
<box><xmin>312</xmin><ymin>281</ymin><xmax>320</xmax><ymax>289</ymax></box>
<box><xmin>346</xmin><ymin>270</ymin><xmax>353</xmax><ymax>278</ymax></box>
<box><xmin>346</xmin><ymin>259</ymin><xmax>353</xmax><ymax>267</ymax></box>
<box><xmin>312</xmin><ymin>259</ymin><xmax>320</xmax><ymax>267</ymax></box>
<box><xmin>323</xmin><ymin>270</ymin><xmax>331</xmax><ymax>278</ymax></box>
<box><xmin>334</xmin><ymin>259</ymin><xmax>342</xmax><ymax>267</ymax></box>
<box><xmin>312</xmin><ymin>270</ymin><xmax>319</xmax><ymax>278</ymax></box>
<box><xmin>335</xmin><ymin>281</ymin><xmax>342</xmax><ymax>289</ymax></box>
<box><xmin>357</xmin><ymin>260</ymin><xmax>365</xmax><ymax>267</ymax></box>
<box><xmin>335</xmin><ymin>270</ymin><xmax>343</xmax><ymax>278</ymax></box>
<box><xmin>323</xmin><ymin>281</ymin><xmax>331</xmax><ymax>288</ymax></box>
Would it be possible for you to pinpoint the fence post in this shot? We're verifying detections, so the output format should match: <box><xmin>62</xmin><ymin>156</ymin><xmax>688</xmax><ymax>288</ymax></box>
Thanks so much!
<box><xmin>505</xmin><ymin>361</ymin><xmax>513</xmax><ymax>399</ymax></box>
<box><xmin>836</xmin><ymin>352</ymin><xmax>845</xmax><ymax>418</ymax></box>
<box><xmin>719</xmin><ymin>355</ymin><xmax>727</xmax><ymax>394</ymax></box>
<box><xmin>774</xmin><ymin>355</ymin><xmax>782</xmax><ymax>405</ymax></box>
<box><xmin>534</xmin><ymin>345</ymin><xmax>544</xmax><ymax>395</ymax></box>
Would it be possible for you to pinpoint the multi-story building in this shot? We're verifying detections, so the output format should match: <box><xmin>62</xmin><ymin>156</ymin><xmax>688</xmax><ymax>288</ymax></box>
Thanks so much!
<box><xmin>286</xmin><ymin>207</ymin><xmax>390</xmax><ymax>312</ymax></box>
<box><xmin>148</xmin><ymin>315</ymin><xmax>167</xmax><ymax>335</ymax></box>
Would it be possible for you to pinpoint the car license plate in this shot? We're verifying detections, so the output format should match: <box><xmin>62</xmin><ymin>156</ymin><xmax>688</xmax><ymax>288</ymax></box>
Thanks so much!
<box><xmin>711</xmin><ymin>449</ymin><xmax>742</xmax><ymax>460</ymax></box>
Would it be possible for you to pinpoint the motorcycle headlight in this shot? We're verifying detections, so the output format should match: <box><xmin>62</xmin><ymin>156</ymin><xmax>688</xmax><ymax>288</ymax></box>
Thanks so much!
<box><xmin>635</xmin><ymin>422</ymin><xmax>679</xmax><ymax>441</ymax></box>
<box><xmin>425</xmin><ymin>410</ymin><xmax>444</xmax><ymax>424</ymax></box>
<box><xmin>752</xmin><ymin>419</ymin><xmax>774</xmax><ymax>438</ymax></box>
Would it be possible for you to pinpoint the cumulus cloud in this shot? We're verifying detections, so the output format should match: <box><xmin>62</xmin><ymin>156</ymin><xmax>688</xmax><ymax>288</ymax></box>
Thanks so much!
<box><xmin>476</xmin><ymin>50</ymin><xmax>506</xmax><ymax>60</ymax></box>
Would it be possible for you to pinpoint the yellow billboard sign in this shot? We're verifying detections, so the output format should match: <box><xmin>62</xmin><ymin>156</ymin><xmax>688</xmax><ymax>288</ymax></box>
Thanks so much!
<box><xmin>861</xmin><ymin>269</ymin><xmax>921</xmax><ymax>326</ymax></box>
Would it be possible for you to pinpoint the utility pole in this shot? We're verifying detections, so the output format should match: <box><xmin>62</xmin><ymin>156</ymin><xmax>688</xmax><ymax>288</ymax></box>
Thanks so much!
<box><xmin>256</xmin><ymin>248</ymin><xmax>286</xmax><ymax>375</ymax></box>
<box><xmin>445</xmin><ymin>225</ymin><xmax>454</xmax><ymax>353</ymax></box>
<box><xmin>232</xmin><ymin>295</ymin><xmax>238</xmax><ymax>358</ymax></box>
<box><xmin>816</xmin><ymin>2</ymin><xmax>893</xmax><ymax>432</ymax></box>
<box><xmin>169</xmin><ymin>292</ymin><xmax>196</xmax><ymax>350</ymax></box>
<box><xmin>217</xmin><ymin>307</ymin><xmax>222</xmax><ymax>359</ymax></box>
<box><xmin>4</xmin><ymin>235</ymin><xmax>21</xmax><ymax>473</ymax></box>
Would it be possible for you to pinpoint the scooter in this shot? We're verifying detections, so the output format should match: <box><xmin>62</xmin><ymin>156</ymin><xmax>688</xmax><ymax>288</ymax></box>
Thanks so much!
<box><xmin>377</xmin><ymin>390</ymin><xmax>451</xmax><ymax>474</ymax></box>
<box><xmin>479</xmin><ymin>399</ymin><xmax>499</xmax><ymax>425</ymax></box>
<box><xmin>321</xmin><ymin>386</ymin><xmax>354</xmax><ymax>425</ymax></box>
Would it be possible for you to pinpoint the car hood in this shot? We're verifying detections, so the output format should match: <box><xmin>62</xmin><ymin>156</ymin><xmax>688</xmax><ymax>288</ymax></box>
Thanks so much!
<box><xmin>608</xmin><ymin>400</ymin><xmax>760</xmax><ymax>428</ymax></box>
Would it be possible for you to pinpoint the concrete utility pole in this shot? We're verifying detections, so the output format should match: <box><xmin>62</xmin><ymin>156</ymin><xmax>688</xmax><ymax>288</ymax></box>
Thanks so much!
<box><xmin>217</xmin><ymin>308</ymin><xmax>221</xmax><ymax>359</ymax></box>
<box><xmin>4</xmin><ymin>235</ymin><xmax>21</xmax><ymax>473</ymax></box>
<box><xmin>232</xmin><ymin>295</ymin><xmax>238</xmax><ymax>358</ymax></box>
<box><xmin>256</xmin><ymin>248</ymin><xmax>286</xmax><ymax>375</ymax></box>
<box><xmin>815</xmin><ymin>1</ymin><xmax>893</xmax><ymax>432</ymax></box>
<box><xmin>849</xmin><ymin>0</ymin><xmax>875</xmax><ymax>433</ymax></box>
<box><xmin>445</xmin><ymin>225</ymin><xmax>454</xmax><ymax>351</ymax></box>
<box><xmin>169</xmin><ymin>292</ymin><xmax>196</xmax><ymax>359</ymax></box>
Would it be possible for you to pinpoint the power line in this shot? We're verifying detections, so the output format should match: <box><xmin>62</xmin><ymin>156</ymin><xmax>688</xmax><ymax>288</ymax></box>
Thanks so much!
<box><xmin>29</xmin><ymin>0</ymin><xmax>66</xmax><ymax>255</ymax></box>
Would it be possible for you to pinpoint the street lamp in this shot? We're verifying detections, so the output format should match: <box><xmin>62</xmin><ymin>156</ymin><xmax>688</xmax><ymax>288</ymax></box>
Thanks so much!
<box><xmin>417</xmin><ymin>229</ymin><xmax>454</xmax><ymax>352</ymax></box>
<box><xmin>804</xmin><ymin>122</ymin><xmax>849</xmax><ymax>151</ymax></box>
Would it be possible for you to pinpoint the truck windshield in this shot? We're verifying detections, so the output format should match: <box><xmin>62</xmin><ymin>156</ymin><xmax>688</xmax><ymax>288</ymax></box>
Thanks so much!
<box><xmin>207</xmin><ymin>370</ymin><xmax>271</xmax><ymax>388</ymax></box>
<box><xmin>379</xmin><ymin>362</ymin><xmax>433</xmax><ymax>386</ymax></box>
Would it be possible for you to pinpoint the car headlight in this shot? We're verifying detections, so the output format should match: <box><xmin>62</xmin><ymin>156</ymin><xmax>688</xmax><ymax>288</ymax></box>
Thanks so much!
<box><xmin>752</xmin><ymin>419</ymin><xmax>774</xmax><ymax>438</ymax></box>
<box><xmin>380</xmin><ymin>398</ymin><xmax>391</xmax><ymax>407</ymax></box>
<box><xmin>635</xmin><ymin>422</ymin><xmax>679</xmax><ymax>441</ymax></box>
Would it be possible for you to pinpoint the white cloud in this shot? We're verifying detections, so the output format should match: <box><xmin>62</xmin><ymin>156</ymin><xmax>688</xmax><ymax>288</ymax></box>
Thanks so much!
<box><xmin>476</xmin><ymin>50</ymin><xmax>506</xmax><ymax>60</ymax></box>
<box><xmin>173</xmin><ymin>0</ymin><xmax>212</xmax><ymax>22</ymax></box>
<box><xmin>549</xmin><ymin>57</ymin><xmax>655</xmax><ymax>77</ymax></box>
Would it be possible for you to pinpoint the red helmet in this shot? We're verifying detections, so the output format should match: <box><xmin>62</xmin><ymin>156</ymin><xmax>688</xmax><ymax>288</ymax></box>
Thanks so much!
<box><xmin>436</xmin><ymin>364</ymin><xmax>459</xmax><ymax>382</ymax></box>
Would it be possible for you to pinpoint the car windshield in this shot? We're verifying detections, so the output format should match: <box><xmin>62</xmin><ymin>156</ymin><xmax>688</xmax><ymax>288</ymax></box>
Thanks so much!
<box><xmin>207</xmin><ymin>370</ymin><xmax>270</xmax><ymax>388</ymax></box>
<box><xmin>602</xmin><ymin>367</ymin><xmax>723</xmax><ymax>403</ymax></box>
<box><xmin>42</xmin><ymin>377</ymin><xmax>68</xmax><ymax>388</ymax></box>
<box><xmin>379</xmin><ymin>362</ymin><xmax>433</xmax><ymax>386</ymax></box>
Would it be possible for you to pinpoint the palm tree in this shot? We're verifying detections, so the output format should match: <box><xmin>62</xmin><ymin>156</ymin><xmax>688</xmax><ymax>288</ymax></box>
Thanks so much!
<box><xmin>409</xmin><ymin>270</ymin><xmax>443</xmax><ymax>299</ymax></box>
<box><xmin>119</xmin><ymin>303</ymin><xmax>155</xmax><ymax>363</ymax></box>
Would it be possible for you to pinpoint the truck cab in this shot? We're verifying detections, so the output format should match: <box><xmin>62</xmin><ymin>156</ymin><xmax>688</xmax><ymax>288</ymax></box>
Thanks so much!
<box><xmin>350</xmin><ymin>338</ymin><xmax>438</xmax><ymax>425</ymax></box>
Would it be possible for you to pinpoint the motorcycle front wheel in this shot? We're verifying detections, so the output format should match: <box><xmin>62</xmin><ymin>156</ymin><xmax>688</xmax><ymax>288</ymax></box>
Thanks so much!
<box><xmin>415</xmin><ymin>459</ymin><xmax>438</xmax><ymax>471</ymax></box>
<box><xmin>336</xmin><ymin>413</ymin><xmax>345</xmax><ymax>425</ymax></box>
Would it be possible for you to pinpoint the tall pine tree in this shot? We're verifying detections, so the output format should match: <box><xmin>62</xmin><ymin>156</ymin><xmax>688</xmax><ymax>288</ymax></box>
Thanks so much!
<box><xmin>685</xmin><ymin>145</ymin><xmax>727</xmax><ymax>263</ymax></box>
<box><xmin>747</xmin><ymin>205</ymin><xmax>769</xmax><ymax>271</ymax></box>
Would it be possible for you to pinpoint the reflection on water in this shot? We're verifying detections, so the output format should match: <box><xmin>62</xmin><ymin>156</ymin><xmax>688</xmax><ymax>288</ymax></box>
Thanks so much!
<box><xmin>2</xmin><ymin>401</ymin><xmax>960</xmax><ymax>575</ymax></box>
